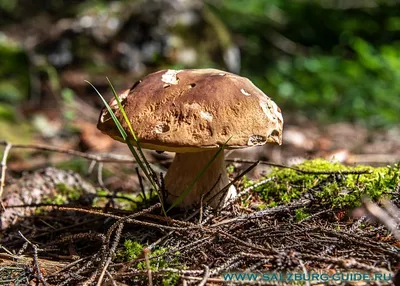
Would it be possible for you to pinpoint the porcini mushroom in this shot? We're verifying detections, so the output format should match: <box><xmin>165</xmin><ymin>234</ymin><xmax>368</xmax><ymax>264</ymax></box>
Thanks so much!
<box><xmin>97</xmin><ymin>69</ymin><xmax>283</xmax><ymax>208</ymax></box>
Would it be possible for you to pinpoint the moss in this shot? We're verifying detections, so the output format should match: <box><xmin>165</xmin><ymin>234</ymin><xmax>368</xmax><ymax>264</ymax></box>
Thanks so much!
<box><xmin>42</xmin><ymin>183</ymin><xmax>85</xmax><ymax>205</ymax></box>
<box><xmin>227</xmin><ymin>164</ymin><xmax>235</xmax><ymax>174</ymax></box>
<box><xmin>119</xmin><ymin>240</ymin><xmax>143</xmax><ymax>261</ymax></box>
<box><xmin>161</xmin><ymin>273</ymin><xmax>180</xmax><ymax>286</ymax></box>
<box><xmin>116</xmin><ymin>239</ymin><xmax>181</xmax><ymax>286</ymax></box>
<box><xmin>55</xmin><ymin>183</ymin><xmax>82</xmax><ymax>200</ymax></box>
<box><xmin>294</xmin><ymin>208</ymin><xmax>310</xmax><ymax>222</ymax></box>
<box><xmin>254</xmin><ymin>159</ymin><xmax>399</xmax><ymax>210</ymax></box>
<box><xmin>114</xmin><ymin>193</ymin><xmax>141</xmax><ymax>211</ymax></box>
<box><xmin>47</xmin><ymin>193</ymin><xmax>68</xmax><ymax>205</ymax></box>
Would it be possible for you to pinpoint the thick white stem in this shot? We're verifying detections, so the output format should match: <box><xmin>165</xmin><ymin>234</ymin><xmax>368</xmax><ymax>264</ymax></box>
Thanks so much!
<box><xmin>164</xmin><ymin>150</ymin><xmax>237</xmax><ymax>209</ymax></box>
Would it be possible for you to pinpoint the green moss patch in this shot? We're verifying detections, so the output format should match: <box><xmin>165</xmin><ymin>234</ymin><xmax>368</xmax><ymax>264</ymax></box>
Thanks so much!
<box><xmin>42</xmin><ymin>183</ymin><xmax>88</xmax><ymax>205</ymax></box>
<box><xmin>117</xmin><ymin>239</ymin><xmax>181</xmax><ymax>286</ymax></box>
<box><xmin>254</xmin><ymin>159</ymin><xmax>399</xmax><ymax>210</ymax></box>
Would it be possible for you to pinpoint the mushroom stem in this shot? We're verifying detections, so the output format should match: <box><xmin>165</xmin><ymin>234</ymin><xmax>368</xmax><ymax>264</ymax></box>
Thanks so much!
<box><xmin>164</xmin><ymin>150</ymin><xmax>237</xmax><ymax>208</ymax></box>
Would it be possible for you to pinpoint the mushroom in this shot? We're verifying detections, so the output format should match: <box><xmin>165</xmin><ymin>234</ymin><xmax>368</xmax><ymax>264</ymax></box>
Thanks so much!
<box><xmin>97</xmin><ymin>69</ymin><xmax>283</xmax><ymax>208</ymax></box>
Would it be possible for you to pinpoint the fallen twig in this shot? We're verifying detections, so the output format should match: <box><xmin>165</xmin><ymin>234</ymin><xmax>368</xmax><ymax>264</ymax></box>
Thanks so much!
<box><xmin>0</xmin><ymin>141</ymin><xmax>136</xmax><ymax>164</ymax></box>
<box><xmin>198</xmin><ymin>265</ymin><xmax>210</xmax><ymax>286</ymax></box>
<box><xmin>18</xmin><ymin>231</ymin><xmax>49</xmax><ymax>286</ymax></box>
<box><xmin>362</xmin><ymin>199</ymin><xmax>400</xmax><ymax>241</ymax></box>
<box><xmin>144</xmin><ymin>248</ymin><xmax>153</xmax><ymax>286</ymax></box>
<box><xmin>0</xmin><ymin>142</ymin><xmax>12</xmax><ymax>201</ymax></box>
<box><xmin>96</xmin><ymin>222</ymin><xmax>124</xmax><ymax>286</ymax></box>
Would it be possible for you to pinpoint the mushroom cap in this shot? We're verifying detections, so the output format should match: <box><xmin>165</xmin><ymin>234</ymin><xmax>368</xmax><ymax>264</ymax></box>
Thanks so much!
<box><xmin>97</xmin><ymin>69</ymin><xmax>283</xmax><ymax>152</ymax></box>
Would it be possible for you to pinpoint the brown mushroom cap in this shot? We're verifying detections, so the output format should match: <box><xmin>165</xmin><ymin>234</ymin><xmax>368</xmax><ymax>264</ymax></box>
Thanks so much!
<box><xmin>97</xmin><ymin>69</ymin><xmax>283</xmax><ymax>152</ymax></box>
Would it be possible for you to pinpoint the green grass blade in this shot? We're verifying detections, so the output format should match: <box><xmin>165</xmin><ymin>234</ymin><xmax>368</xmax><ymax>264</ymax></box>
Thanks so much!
<box><xmin>86</xmin><ymin>80</ymin><xmax>165</xmax><ymax>215</ymax></box>
<box><xmin>86</xmin><ymin>81</ymin><xmax>153</xmax><ymax>186</ymax></box>
<box><xmin>106</xmin><ymin>77</ymin><xmax>138</xmax><ymax>142</ymax></box>
<box><xmin>85</xmin><ymin>81</ymin><xmax>127</xmax><ymax>140</ymax></box>
<box><xmin>167</xmin><ymin>136</ymin><xmax>232</xmax><ymax>212</ymax></box>
<box><xmin>106</xmin><ymin>78</ymin><xmax>157</xmax><ymax>183</ymax></box>
<box><xmin>86</xmin><ymin>80</ymin><xmax>147</xmax><ymax>177</ymax></box>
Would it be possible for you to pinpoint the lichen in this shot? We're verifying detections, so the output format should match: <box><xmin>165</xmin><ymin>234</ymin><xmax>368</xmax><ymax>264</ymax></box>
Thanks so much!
<box><xmin>253</xmin><ymin>159</ymin><xmax>399</xmax><ymax>209</ymax></box>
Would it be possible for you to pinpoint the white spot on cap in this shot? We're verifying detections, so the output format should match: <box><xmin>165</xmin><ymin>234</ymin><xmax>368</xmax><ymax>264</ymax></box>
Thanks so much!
<box><xmin>200</xmin><ymin>111</ymin><xmax>213</xmax><ymax>121</ymax></box>
<box><xmin>162</xmin><ymin>69</ymin><xmax>181</xmax><ymax>85</ymax></box>
<box><xmin>240</xmin><ymin>88</ymin><xmax>250</xmax><ymax>96</ymax></box>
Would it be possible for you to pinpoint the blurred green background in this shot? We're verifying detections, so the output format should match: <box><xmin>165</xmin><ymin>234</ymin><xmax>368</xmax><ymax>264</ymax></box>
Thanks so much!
<box><xmin>0</xmin><ymin>0</ymin><xmax>399</xmax><ymax>144</ymax></box>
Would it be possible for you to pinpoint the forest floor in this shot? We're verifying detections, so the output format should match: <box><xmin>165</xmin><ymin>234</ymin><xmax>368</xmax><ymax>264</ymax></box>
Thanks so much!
<box><xmin>1</xmin><ymin>2</ymin><xmax>400</xmax><ymax>283</ymax></box>
<box><xmin>0</xmin><ymin>116</ymin><xmax>399</xmax><ymax>285</ymax></box>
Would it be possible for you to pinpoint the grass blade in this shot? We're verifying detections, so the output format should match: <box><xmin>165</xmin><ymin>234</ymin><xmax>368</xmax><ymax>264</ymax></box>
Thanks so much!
<box><xmin>86</xmin><ymin>80</ymin><xmax>165</xmax><ymax>214</ymax></box>
<box><xmin>167</xmin><ymin>136</ymin><xmax>232</xmax><ymax>212</ymax></box>
<box><xmin>86</xmin><ymin>80</ymin><xmax>148</xmax><ymax>180</ymax></box>
<box><xmin>85</xmin><ymin>81</ymin><xmax>127</xmax><ymax>140</ymax></box>
<box><xmin>106</xmin><ymin>78</ymin><xmax>139</xmax><ymax>142</ymax></box>
<box><xmin>106</xmin><ymin>78</ymin><xmax>157</xmax><ymax>183</ymax></box>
